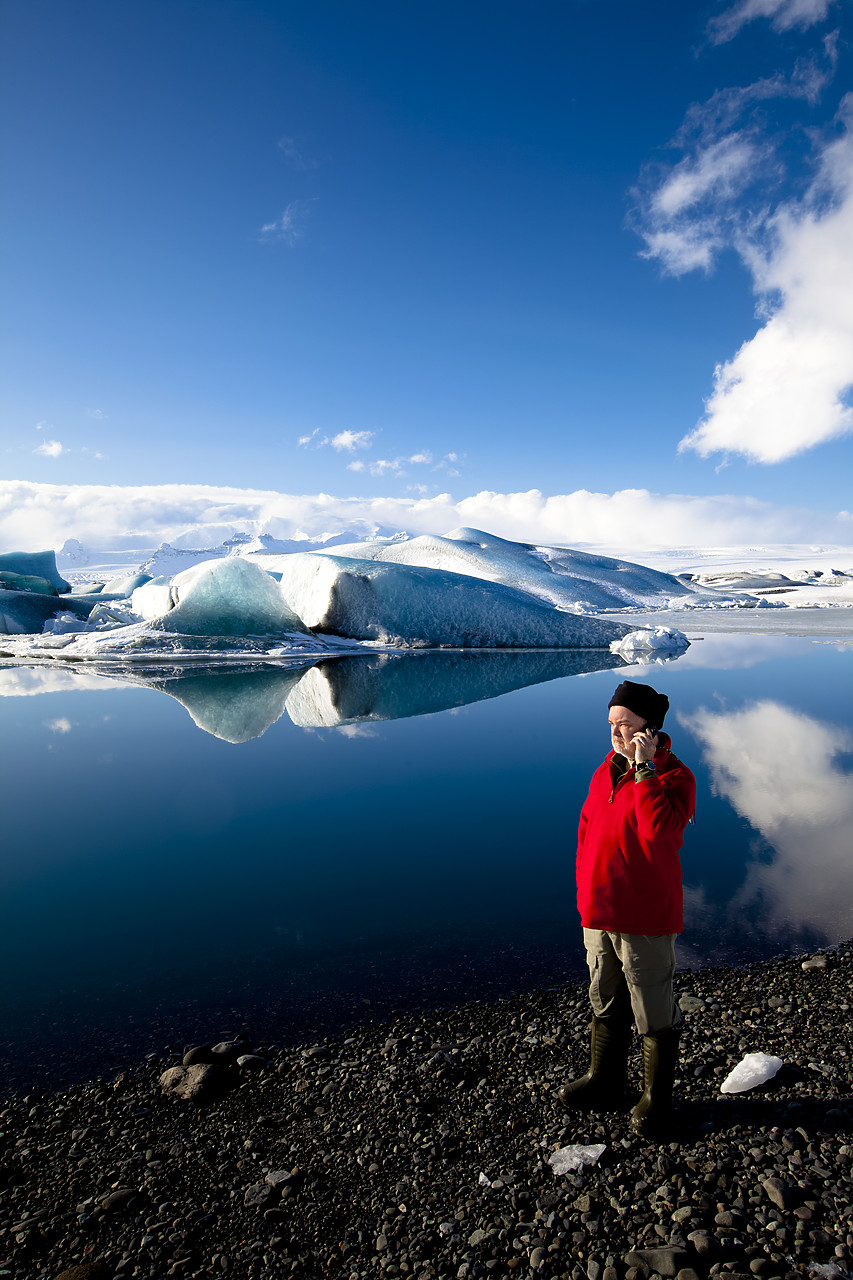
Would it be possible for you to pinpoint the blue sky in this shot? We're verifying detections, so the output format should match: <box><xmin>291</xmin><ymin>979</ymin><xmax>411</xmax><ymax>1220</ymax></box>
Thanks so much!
<box><xmin>1</xmin><ymin>0</ymin><xmax>852</xmax><ymax>550</ymax></box>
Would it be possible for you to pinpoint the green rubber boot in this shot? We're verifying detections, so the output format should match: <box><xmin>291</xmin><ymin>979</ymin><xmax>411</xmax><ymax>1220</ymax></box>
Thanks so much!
<box><xmin>557</xmin><ymin>1014</ymin><xmax>631</xmax><ymax>1110</ymax></box>
<box><xmin>630</xmin><ymin>1026</ymin><xmax>680</xmax><ymax>1137</ymax></box>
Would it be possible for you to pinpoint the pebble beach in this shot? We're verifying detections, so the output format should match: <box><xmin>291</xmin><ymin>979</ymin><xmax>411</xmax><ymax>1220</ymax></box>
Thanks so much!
<box><xmin>2</xmin><ymin>943</ymin><xmax>851</xmax><ymax>1280</ymax></box>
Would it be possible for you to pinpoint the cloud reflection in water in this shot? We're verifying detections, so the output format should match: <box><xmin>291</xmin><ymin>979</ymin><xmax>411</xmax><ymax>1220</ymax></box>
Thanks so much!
<box><xmin>682</xmin><ymin>699</ymin><xmax>853</xmax><ymax>948</ymax></box>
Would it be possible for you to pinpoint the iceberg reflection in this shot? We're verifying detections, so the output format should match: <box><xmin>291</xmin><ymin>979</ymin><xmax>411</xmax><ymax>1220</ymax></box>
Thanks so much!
<box><xmin>284</xmin><ymin>649</ymin><xmax>625</xmax><ymax>728</ymax></box>
<box><xmin>682</xmin><ymin>699</ymin><xmax>853</xmax><ymax>947</ymax></box>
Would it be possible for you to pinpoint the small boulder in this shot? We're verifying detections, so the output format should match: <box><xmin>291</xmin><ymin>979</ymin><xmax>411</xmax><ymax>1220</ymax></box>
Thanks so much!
<box><xmin>158</xmin><ymin>1062</ymin><xmax>228</xmax><ymax>1101</ymax></box>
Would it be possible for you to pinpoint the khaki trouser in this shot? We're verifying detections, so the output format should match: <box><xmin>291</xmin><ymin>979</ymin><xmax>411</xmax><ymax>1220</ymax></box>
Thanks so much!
<box><xmin>583</xmin><ymin>928</ymin><xmax>681</xmax><ymax>1036</ymax></box>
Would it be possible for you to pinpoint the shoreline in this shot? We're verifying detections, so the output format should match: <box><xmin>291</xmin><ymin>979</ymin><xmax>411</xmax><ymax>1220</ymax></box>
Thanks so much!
<box><xmin>2</xmin><ymin>945</ymin><xmax>851</xmax><ymax>1280</ymax></box>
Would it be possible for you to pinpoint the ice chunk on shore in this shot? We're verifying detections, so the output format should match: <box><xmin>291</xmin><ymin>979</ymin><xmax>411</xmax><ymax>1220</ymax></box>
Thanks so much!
<box><xmin>305</xmin><ymin>527</ymin><xmax>699</xmax><ymax>612</ymax></box>
<box><xmin>138</xmin><ymin>558</ymin><xmax>313</xmax><ymax>637</ymax></box>
<box><xmin>0</xmin><ymin>549</ymin><xmax>70</xmax><ymax>594</ymax></box>
<box><xmin>277</xmin><ymin>553</ymin><xmax>629</xmax><ymax>648</ymax></box>
<box><xmin>549</xmin><ymin>1144</ymin><xmax>606</xmax><ymax>1175</ymax></box>
<box><xmin>720</xmin><ymin>1052</ymin><xmax>783</xmax><ymax>1094</ymax></box>
<box><xmin>285</xmin><ymin>649</ymin><xmax>625</xmax><ymax>727</ymax></box>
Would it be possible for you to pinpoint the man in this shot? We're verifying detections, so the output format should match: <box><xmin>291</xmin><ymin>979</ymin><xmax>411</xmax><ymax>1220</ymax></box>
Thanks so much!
<box><xmin>558</xmin><ymin>680</ymin><xmax>696</xmax><ymax>1136</ymax></box>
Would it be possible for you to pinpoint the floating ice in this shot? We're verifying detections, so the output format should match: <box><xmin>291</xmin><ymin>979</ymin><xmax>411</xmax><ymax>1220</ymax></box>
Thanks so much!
<box><xmin>548</xmin><ymin>1144</ymin><xmax>606</xmax><ymax>1175</ymax></box>
<box><xmin>140</xmin><ymin>558</ymin><xmax>313</xmax><ymax>637</ymax></box>
<box><xmin>720</xmin><ymin>1052</ymin><xmax>783</xmax><ymax>1094</ymax></box>
<box><xmin>277</xmin><ymin>553</ymin><xmax>630</xmax><ymax>648</ymax></box>
<box><xmin>102</xmin><ymin>571</ymin><xmax>152</xmax><ymax>597</ymax></box>
<box><xmin>0</xmin><ymin>549</ymin><xmax>70</xmax><ymax>593</ymax></box>
<box><xmin>296</xmin><ymin>527</ymin><xmax>699</xmax><ymax>613</ymax></box>
<box><xmin>611</xmin><ymin>627</ymin><xmax>691</xmax><ymax>663</ymax></box>
<box><xmin>131</xmin><ymin>576</ymin><xmax>174</xmax><ymax>619</ymax></box>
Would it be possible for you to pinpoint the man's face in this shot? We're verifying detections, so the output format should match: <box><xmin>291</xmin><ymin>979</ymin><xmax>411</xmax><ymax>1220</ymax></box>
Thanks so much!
<box><xmin>608</xmin><ymin>705</ymin><xmax>647</xmax><ymax>759</ymax></box>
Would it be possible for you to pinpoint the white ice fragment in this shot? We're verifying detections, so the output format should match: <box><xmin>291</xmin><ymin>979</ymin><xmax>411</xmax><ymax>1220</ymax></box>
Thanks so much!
<box><xmin>720</xmin><ymin>1052</ymin><xmax>783</xmax><ymax>1094</ymax></box>
<box><xmin>548</xmin><ymin>1144</ymin><xmax>606</xmax><ymax>1175</ymax></box>
<box><xmin>478</xmin><ymin>1172</ymin><xmax>490</xmax><ymax>1186</ymax></box>
<box><xmin>42</xmin><ymin>612</ymin><xmax>87</xmax><ymax>635</ymax></box>
<box><xmin>610</xmin><ymin>627</ymin><xmax>690</xmax><ymax>663</ymax></box>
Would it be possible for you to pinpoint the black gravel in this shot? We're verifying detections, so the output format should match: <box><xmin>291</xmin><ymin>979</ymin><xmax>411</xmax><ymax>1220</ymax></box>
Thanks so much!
<box><xmin>2</xmin><ymin>944</ymin><xmax>851</xmax><ymax>1280</ymax></box>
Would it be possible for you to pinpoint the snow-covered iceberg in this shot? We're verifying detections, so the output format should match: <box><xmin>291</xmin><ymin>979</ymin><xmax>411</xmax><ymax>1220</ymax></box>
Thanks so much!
<box><xmin>276</xmin><ymin>552</ymin><xmax>629</xmax><ymax>648</ymax></box>
<box><xmin>285</xmin><ymin>649</ymin><xmax>625</xmax><ymax>728</ymax></box>
<box><xmin>279</xmin><ymin>527</ymin><xmax>699</xmax><ymax>613</ymax></box>
<box><xmin>142</xmin><ymin>557</ymin><xmax>313</xmax><ymax>637</ymax></box>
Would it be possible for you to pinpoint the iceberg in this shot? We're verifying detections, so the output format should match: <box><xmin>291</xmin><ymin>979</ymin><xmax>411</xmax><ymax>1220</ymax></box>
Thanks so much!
<box><xmin>277</xmin><ymin>553</ymin><xmax>630</xmax><ymax>648</ymax></box>
<box><xmin>0</xmin><ymin>589</ymin><xmax>93</xmax><ymax>636</ymax></box>
<box><xmin>285</xmin><ymin>649</ymin><xmax>625</xmax><ymax>728</ymax></box>
<box><xmin>0</xmin><ymin>549</ymin><xmax>70</xmax><ymax>594</ymax></box>
<box><xmin>295</xmin><ymin>527</ymin><xmax>700</xmax><ymax>612</ymax></box>
<box><xmin>142</xmin><ymin>557</ymin><xmax>313</xmax><ymax>637</ymax></box>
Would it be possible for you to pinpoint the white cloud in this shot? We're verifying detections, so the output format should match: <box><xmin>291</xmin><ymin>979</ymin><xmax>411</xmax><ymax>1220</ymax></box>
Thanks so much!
<box><xmin>46</xmin><ymin>717</ymin><xmax>72</xmax><ymax>733</ymax></box>
<box><xmin>635</xmin><ymin>13</ymin><xmax>852</xmax><ymax>466</ymax></box>
<box><xmin>1</xmin><ymin>480</ymin><xmax>850</xmax><ymax>556</ymax></box>
<box><xmin>682</xmin><ymin>700</ymin><xmax>853</xmax><ymax>943</ymax></box>
<box><xmin>87</xmin><ymin>408</ymin><xmax>107</xmax><ymax>420</ymax></box>
<box><xmin>299</xmin><ymin>429</ymin><xmax>375</xmax><ymax>452</ymax></box>
<box><xmin>34</xmin><ymin>439</ymin><xmax>64</xmax><ymax>458</ymax></box>
<box><xmin>259</xmin><ymin>199</ymin><xmax>313</xmax><ymax>246</ymax></box>
<box><xmin>681</xmin><ymin>99</ymin><xmax>853</xmax><ymax>462</ymax></box>
<box><xmin>346</xmin><ymin>460</ymin><xmax>365</xmax><ymax>472</ymax></box>
<box><xmin>330</xmin><ymin>430</ymin><xmax>374</xmax><ymax>452</ymax></box>
<box><xmin>709</xmin><ymin>0</ymin><xmax>839</xmax><ymax>44</ymax></box>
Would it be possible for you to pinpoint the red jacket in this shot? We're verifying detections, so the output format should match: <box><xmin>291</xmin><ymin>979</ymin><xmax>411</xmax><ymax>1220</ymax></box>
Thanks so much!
<box><xmin>576</xmin><ymin>733</ymin><xmax>695</xmax><ymax>935</ymax></box>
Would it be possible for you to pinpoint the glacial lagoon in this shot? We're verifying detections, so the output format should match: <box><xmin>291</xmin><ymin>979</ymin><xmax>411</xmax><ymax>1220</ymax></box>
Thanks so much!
<box><xmin>2</xmin><ymin>630</ymin><xmax>852</xmax><ymax>1092</ymax></box>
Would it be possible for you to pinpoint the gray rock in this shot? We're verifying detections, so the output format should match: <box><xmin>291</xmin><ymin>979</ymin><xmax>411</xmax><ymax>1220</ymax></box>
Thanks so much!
<box><xmin>236</xmin><ymin>1054</ymin><xmax>265</xmax><ymax>1070</ymax></box>
<box><xmin>182</xmin><ymin>1044</ymin><xmax>214</xmax><ymax>1066</ymax></box>
<box><xmin>265</xmin><ymin>1169</ymin><xmax>297</xmax><ymax>1188</ymax></box>
<box><xmin>244</xmin><ymin>1182</ymin><xmax>277</xmax><ymax>1209</ymax></box>
<box><xmin>467</xmin><ymin>1228</ymin><xmax>487</xmax><ymax>1246</ymax></box>
<box><xmin>376</xmin><ymin>1232</ymin><xmax>388</xmax><ymax>1252</ymax></box>
<box><xmin>802</xmin><ymin>956</ymin><xmax>829</xmax><ymax>970</ymax></box>
<box><xmin>623</xmin><ymin>1248</ymin><xmax>690</xmax><ymax>1277</ymax></box>
<box><xmin>158</xmin><ymin>1062</ymin><xmax>226</xmax><ymax>1101</ymax></box>
<box><xmin>99</xmin><ymin>1187</ymin><xmax>142</xmax><ymax>1214</ymax></box>
<box><xmin>530</xmin><ymin>1247</ymin><xmax>547</xmax><ymax>1267</ymax></box>
<box><xmin>762</xmin><ymin>1177</ymin><xmax>795</xmax><ymax>1211</ymax></box>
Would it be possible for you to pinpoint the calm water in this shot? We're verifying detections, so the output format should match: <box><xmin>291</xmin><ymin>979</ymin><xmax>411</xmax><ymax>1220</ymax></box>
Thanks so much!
<box><xmin>2</xmin><ymin>632</ymin><xmax>852</xmax><ymax>1092</ymax></box>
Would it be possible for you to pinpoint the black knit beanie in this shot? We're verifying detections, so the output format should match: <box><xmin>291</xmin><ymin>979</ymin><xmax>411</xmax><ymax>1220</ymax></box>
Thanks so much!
<box><xmin>608</xmin><ymin>680</ymin><xmax>669</xmax><ymax>731</ymax></box>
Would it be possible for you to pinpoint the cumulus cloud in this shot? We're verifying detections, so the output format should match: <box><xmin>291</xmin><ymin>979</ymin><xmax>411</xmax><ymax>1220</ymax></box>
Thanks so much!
<box><xmin>1</xmin><ymin>480</ymin><xmax>850</xmax><ymax>556</ymax></box>
<box><xmin>682</xmin><ymin>700</ymin><xmax>853</xmax><ymax>943</ymax></box>
<box><xmin>681</xmin><ymin>99</ymin><xmax>853</xmax><ymax>462</ymax></box>
<box><xmin>34</xmin><ymin>439</ymin><xmax>64</xmax><ymax>458</ymax></box>
<box><xmin>635</xmin><ymin>15</ymin><xmax>853</xmax><ymax>464</ymax></box>
<box><xmin>709</xmin><ymin>0</ymin><xmax>839</xmax><ymax>44</ymax></box>
<box><xmin>259</xmin><ymin>199</ymin><xmax>313</xmax><ymax>245</ymax></box>
<box><xmin>46</xmin><ymin>717</ymin><xmax>72</xmax><ymax>733</ymax></box>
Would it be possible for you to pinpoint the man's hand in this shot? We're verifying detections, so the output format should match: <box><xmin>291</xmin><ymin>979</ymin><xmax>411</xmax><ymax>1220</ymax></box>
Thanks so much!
<box><xmin>631</xmin><ymin>727</ymin><xmax>658</xmax><ymax>764</ymax></box>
